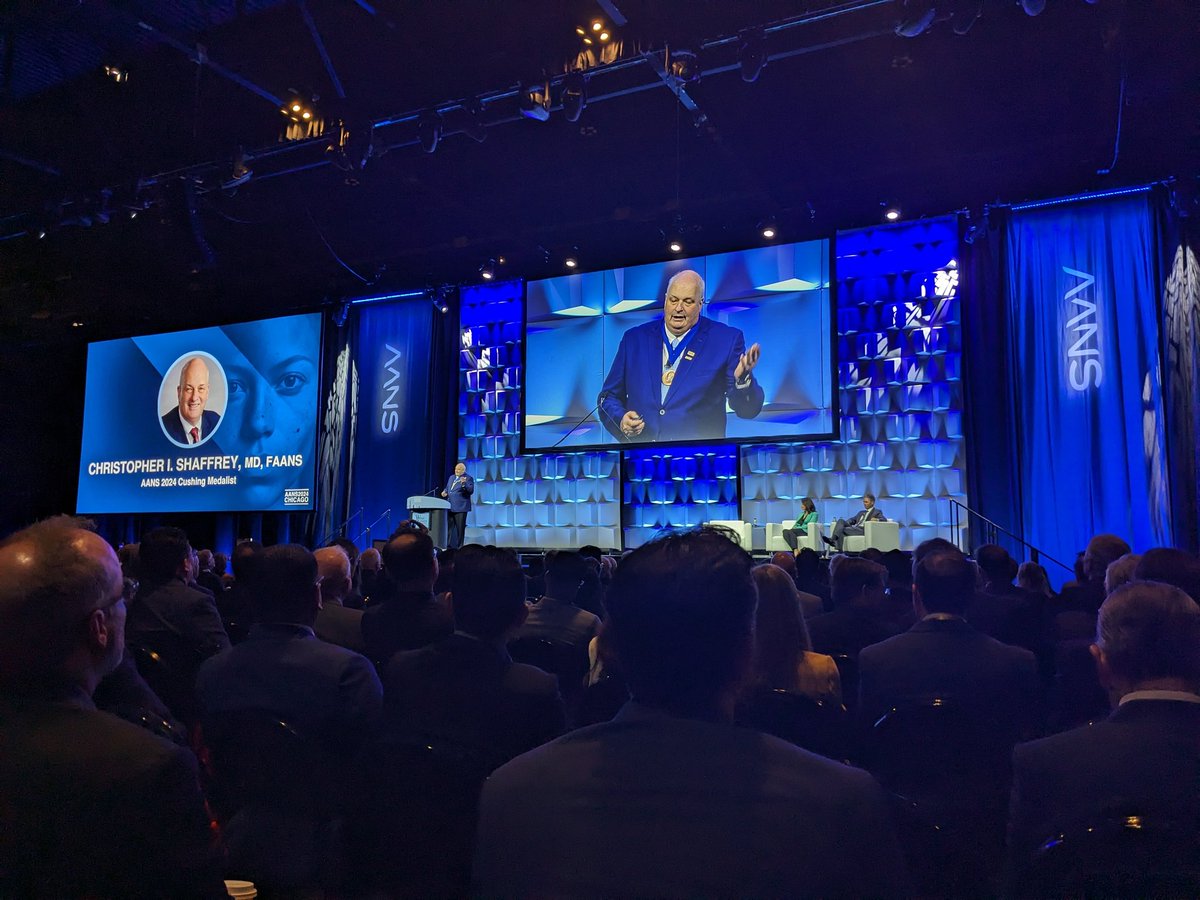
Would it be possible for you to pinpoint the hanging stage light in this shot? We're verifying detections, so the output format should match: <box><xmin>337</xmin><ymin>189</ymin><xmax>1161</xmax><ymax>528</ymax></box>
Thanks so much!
<box><xmin>1020</xmin><ymin>0</ymin><xmax>1047</xmax><ymax>15</ymax></box>
<box><xmin>895</xmin><ymin>0</ymin><xmax>937</xmax><ymax>37</ymax></box>
<box><xmin>951</xmin><ymin>0</ymin><xmax>984</xmax><ymax>35</ymax></box>
<box><xmin>562</xmin><ymin>72</ymin><xmax>587</xmax><ymax>124</ymax></box>
<box><xmin>738</xmin><ymin>27</ymin><xmax>767</xmax><ymax>83</ymax></box>
<box><xmin>463</xmin><ymin>97</ymin><xmax>488</xmax><ymax>143</ymax></box>
<box><xmin>480</xmin><ymin>259</ymin><xmax>497</xmax><ymax>280</ymax></box>
<box><xmin>519</xmin><ymin>83</ymin><xmax>550</xmax><ymax>122</ymax></box>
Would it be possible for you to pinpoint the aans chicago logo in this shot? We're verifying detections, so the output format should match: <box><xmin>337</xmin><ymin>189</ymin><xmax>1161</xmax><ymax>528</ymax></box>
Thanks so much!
<box><xmin>380</xmin><ymin>344</ymin><xmax>403</xmax><ymax>434</ymax></box>
<box><xmin>283</xmin><ymin>488</ymin><xmax>310</xmax><ymax>506</ymax></box>
<box><xmin>1063</xmin><ymin>266</ymin><xmax>1102</xmax><ymax>392</ymax></box>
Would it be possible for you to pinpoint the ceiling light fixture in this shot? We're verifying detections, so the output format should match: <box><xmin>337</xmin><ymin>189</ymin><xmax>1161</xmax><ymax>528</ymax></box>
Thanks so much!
<box><xmin>738</xmin><ymin>27</ymin><xmax>767</xmax><ymax>83</ymax></box>
<box><xmin>562</xmin><ymin>71</ymin><xmax>587</xmax><ymax>123</ymax></box>
<box><xmin>480</xmin><ymin>259</ymin><xmax>497</xmax><ymax>280</ymax></box>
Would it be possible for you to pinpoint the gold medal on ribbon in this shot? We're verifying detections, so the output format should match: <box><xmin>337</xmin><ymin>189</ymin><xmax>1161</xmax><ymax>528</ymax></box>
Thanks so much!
<box><xmin>662</xmin><ymin>369</ymin><xmax>675</xmax><ymax>386</ymax></box>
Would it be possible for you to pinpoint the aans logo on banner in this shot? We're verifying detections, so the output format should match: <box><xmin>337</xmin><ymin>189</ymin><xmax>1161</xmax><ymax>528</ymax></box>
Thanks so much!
<box><xmin>380</xmin><ymin>343</ymin><xmax>404</xmax><ymax>434</ymax></box>
<box><xmin>1063</xmin><ymin>266</ymin><xmax>1103</xmax><ymax>391</ymax></box>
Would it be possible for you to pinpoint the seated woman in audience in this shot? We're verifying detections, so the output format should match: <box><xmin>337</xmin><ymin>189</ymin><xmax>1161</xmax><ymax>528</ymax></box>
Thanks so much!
<box><xmin>1017</xmin><ymin>561</ymin><xmax>1055</xmax><ymax>601</ymax></box>
<box><xmin>750</xmin><ymin>564</ymin><xmax>842</xmax><ymax>707</ymax></box>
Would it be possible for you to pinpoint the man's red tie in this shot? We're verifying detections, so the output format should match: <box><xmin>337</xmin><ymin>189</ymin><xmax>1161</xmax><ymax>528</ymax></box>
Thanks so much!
<box><xmin>190</xmin><ymin>427</ymin><xmax>199</xmax><ymax>444</ymax></box>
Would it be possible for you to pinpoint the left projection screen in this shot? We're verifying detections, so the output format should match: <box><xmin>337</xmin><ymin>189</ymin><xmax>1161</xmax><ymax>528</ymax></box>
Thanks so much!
<box><xmin>76</xmin><ymin>312</ymin><xmax>322</xmax><ymax>514</ymax></box>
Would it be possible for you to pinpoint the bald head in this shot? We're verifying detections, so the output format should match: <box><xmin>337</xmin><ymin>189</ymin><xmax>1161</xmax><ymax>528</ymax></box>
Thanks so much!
<box><xmin>663</xmin><ymin>269</ymin><xmax>705</xmax><ymax>337</ymax></box>
<box><xmin>177</xmin><ymin>357</ymin><xmax>211</xmax><ymax>427</ymax></box>
<box><xmin>359</xmin><ymin>547</ymin><xmax>381</xmax><ymax>573</ymax></box>
<box><xmin>0</xmin><ymin>521</ymin><xmax>125</xmax><ymax>693</ymax></box>
<box><xmin>314</xmin><ymin>545</ymin><xmax>352</xmax><ymax>606</ymax></box>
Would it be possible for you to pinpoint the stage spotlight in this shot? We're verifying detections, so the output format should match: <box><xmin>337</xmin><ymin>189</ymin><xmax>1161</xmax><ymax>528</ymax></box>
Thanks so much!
<box><xmin>562</xmin><ymin>71</ymin><xmax>587</xmax><ymax>123</ymax></box>
<box><xmin>1020</xmin><ymin>0</ymin><xmax>1046</xmax><ymax>15</ymax></box>
<box><xmin>564</xmin><ymin>248</ymin><xmax>580</xmax><ymax>269</ymax></box>
<box><xmin>592</xmin><ymin>20</ymin><xmax>603</xmax><ymax>32</ymax></box>
<box><xmin>895</xmin><ymin>0</ymin><xmax>937</xmax><ymax>37</ymax></box>
<box><xmin>599</xmin><ymin>31</ymin><xmax>610</xmax><ymax>41</ymax></box>
<box><xmin>951</xmin><ymin>0</ymin><xmax>984</xmax><ymax>34</ymax></box>
<box><xmin>883</xmin><ymin>203</ymin><xmax>902</xmax><ymax>221</ymax></box>
<box><xmin>519</xmin><ymin>83</ymin><xmax>550</xmax><ymax>122</ymax></box>
<box><xmin>496</xmin><ymin>255</ymin><xmax>507</xmax><ymax>265</ymax></box>
<box><xmin>480</xmin><ymin>259</ymin><xmax>497</xmax><ymax>280</ymax></box>
<box><xmin>103</xmin><ymin>65</ymin><xmax>128</xmax><ymax>83</ymax></box>
<box><xmin>418</xmin><ymin>109</ymin><xmax>443</xmax><ymax>153</ymax></box>
<box><xmin>301</xmin><ymin>110</ymin><xmax>312</xmax><ymax>120</ymax></box>
<box><xmin>291</xmin><ymin>102</ymin><xmax>302</xmax><ymax>113</ymax></box>
<box><xmin>71</xmin><ymin>320</ymin><xmax>85</xmax><ymax>328</ymax></box>
<box><xmin>667</xmin><ymin>232</ymin><xmax>684</xmax><ymax>253</ymax></box>
<box><xmin>36</xmin><ymin>228</ymin><xmax>47</xmax><ymax>239</ymax></box>
<box><xmin>669</xmin><ymin>49</ymin><xmax>701</xmax><ymax>83</ymax></box>
<box><xmin>759</xmin><ymin>218</ymin><xmax>777</xmax><ymax>240</ymax></box>
<box><xmin>738</xmin><ymin>27</ymin><xmax>767</xmax><ymax>83</ymax></box>
<box><xmin>576</xmin><ymin>26</ymin><xmax>586</xmax><ymax>36</ymax></box>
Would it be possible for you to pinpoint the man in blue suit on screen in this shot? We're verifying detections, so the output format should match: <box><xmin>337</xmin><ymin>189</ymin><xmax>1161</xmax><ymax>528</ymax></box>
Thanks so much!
<box><xmin>598</xmin><ymin>269</ymin><xmax>763</xmax><ymax>443</ymax></box>
<box><xmin>161</xmin><ymin>356</ymin><xmax>221</xmax><ymax>447</ymax></box>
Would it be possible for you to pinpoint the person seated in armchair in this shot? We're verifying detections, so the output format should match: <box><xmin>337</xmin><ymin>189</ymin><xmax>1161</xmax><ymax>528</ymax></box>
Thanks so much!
<box><xmin>783</xmin><ymin>497</ymin><xmax>820</xmax><ymax>552</ymax></box>
<box><xmin>823</xmin><ymin>494</ymin><xmax>885</xmax><ymax>553</ymax></box>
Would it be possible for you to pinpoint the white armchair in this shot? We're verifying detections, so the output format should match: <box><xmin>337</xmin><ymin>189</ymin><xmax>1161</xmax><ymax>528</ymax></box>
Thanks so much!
<box><xmin>705</xmin><ymin>520</ymin><xmax>753</xmax><ymax>549</ymax></box>
<box><xmin>840</xmin><ymin>520</ymin><xmax>901</xmax><ymax>553</ymax></box>
<box><xmin>765</xmin><ymin>521</ymin><xmax>823</xmax><ymax>553</ymax></box>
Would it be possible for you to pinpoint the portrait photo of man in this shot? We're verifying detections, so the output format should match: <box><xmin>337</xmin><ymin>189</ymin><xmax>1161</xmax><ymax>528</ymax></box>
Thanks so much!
<box><xmin>159</xmin><ymin>354</ymin><xmax>225</xmax><ymax>448</ymax></box>
<box><xmin>597</xmin><ymin>269</ymin><xmax>764</xmax><ymax>443</ymax></box>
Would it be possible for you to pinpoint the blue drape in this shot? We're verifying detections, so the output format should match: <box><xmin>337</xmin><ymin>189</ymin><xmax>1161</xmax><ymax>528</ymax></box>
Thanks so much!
<box><xmin>1005</xmin><ymin>193</ymin><xmax>1171</xmax><ymax>568</ymax></box>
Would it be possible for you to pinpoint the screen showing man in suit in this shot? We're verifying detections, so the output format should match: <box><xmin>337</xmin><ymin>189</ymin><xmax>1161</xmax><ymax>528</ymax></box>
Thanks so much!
<box><xmin>76</xmin><ymin>312</ymin><xmax>321</xmax><ymax>514</ymax></box>
<box><xmin>597</xmin><ymin>270</ymin><xmax>764</xmax><ymax>443</ymax></box>
<box><xmin>159</xmin><ymin>354</ymin><xmax>224</xmax><ymax>448</ymax></box>
<box><xmin>523</xmin><ymin>239</ymin><xmax>834</xmax><ymax>451</ymax></box>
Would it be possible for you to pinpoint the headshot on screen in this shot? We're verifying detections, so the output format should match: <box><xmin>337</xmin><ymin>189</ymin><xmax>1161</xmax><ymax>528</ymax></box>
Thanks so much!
<box><xmin>220</xmin><ymin>317</ymin><xmax>319</xmax><ymax>507</ymax></box>
<box><xmin>158</xmin><ymin>352</ymin><xmax>227</xmax><ymax>449</ymax></box>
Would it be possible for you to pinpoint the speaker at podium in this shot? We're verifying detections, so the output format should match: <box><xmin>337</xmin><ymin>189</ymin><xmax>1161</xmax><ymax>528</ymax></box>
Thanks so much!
<box><xmin>407</xmin><ymin>496</ymin><xmax>451</xmax><ymax>548</ymax></box>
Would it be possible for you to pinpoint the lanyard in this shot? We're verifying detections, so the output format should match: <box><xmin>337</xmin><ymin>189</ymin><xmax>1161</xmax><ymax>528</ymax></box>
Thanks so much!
<box><xmin>663</xmin><ymin>325</ymin><xmax>697</xmax><ymax>368</ymax></box>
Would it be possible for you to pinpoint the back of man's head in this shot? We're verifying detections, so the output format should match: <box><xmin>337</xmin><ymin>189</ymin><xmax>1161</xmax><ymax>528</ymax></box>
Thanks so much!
<box><xmin>975</xmin><ymin>544</ymin><xmax>1017</xmax><ymax>584</ymax></box>
<box><xmin>382</xmin><ymin>529</ymin><xmax>437</xmax><ymax>593</ymax></box>
<box><xmin>1105</xmin><ymin>553</ymin><xmax>1143</xmax><ymax>596</ymax></box>
<box><xmin>451</xmin><ymin>545</ymin><xmax>527</xmax><ymax>639</ymax></box>
<box><xmin>231</xmin><ymin>539</ymin><xmax>263</xmax><ymax>584</ymax></box>
<box><xmin>769</xmin><ymin>552</ymin><xmax>798</xmax><ymax>579</ymax></box>
<box><xmin>914</xmin><ymin>551</ymin><xmax>976</xmax><ymax>615</ymax></box>
<box><xmin>0</xmin><ymin>520</ymin><xmax>124</xmax><ymax>692</ymax></box>
<box><xmin>1096</xmin><ymin>581</ymin><xmax>1200</xmax><ymax>691</ymax></box>
<box><xmin>139</xmin><ymin>526</ymin><xmax>191</xmax><ymax>583</ymax></box>
<box><xmin>197</xmin><ymin>549</ymin><xmax>214</xmax><ymax>571</ymax></box>
<box><xmin>578</xmin><ymin>544</ymin><xmax>603</xmax><ymax>563</ymax></box>
<box><xmin>1084</xmin><ymin>534</ymin><xmax>1132</xmax><ymax>582</ymax></box>
<box><xmin>912</xmin><ymin>537</ymin><xmax>960</xmax><ymax>573</ymax></box>
<box><xmin>831</xmin><ymin>557</ymin><xmax>887</xmax><ymax>609</ymax></box>
<box><xmin>252</xmin><ymin>544</ymin><xmax>319</xmax><ymax>624</ymax></box>
<box><xmin>793</xmin><ymin>547</ymin><xmax>821</xmax><ymax>580</ymax></box>
<box><xmin>359</xmin><ymin>547</ymin><xmax>382</xmax><ymax>573</ymax></box>
<box><xmin>545</xmin><ymin>550</ymin><xmax>588</xmax><ymax>602</ymax></box>
<box><xmin>314</xmin><ymin>546</ymin><xmax>352</xmax><ymax>606</ymax></box>
<box><xmin>327</xmin><ymin>537</ymin><xmax>361</xmax><ymax>573</ymax></box>
<box><xmin>1135</xmin><ymin>548</ymin><xmax>1200</xmax><ymax>604</ymax></box>
<box><xmin>605</xmin><ymin>527</ymin><xmax>756</xmax><ymax>715</ymax></box>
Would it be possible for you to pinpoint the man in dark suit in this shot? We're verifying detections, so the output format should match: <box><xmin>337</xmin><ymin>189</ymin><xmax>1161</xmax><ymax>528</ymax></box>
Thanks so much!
<box><xmin>161</xmin><ymin>355</ymin><xmax>221</xmax><ymax>446</ymax></box>
<box><xmin>474</xmin><ymin>527</ymin><xmax>908</xmax><ymax>898</ymax></box>
<box><xmin>1007</xmin><ymin>580</ymin><xmax>1200</xmax><ymax>879</ymax></box>
<box><xmin>384</xmin><ymin>544</ymin><xmax>565</xmax><ymax>768</ymax></box>
<box><xmin>597</xmin><ymin>269</ymin><xmax>764</xmax><ymax>443</ymax></box>
<box><xmin>807</xmin><ymin>557</ymin><xmax>902</xmax><ymax>658</ymax></box>
<box><xmin>313</xmin><ymin>545</ymin><xmax>365</xmax><ymax>653</ymax></box>
<box><xmin>967</xmin><ymin>544</ymin><xmax>1046</xmax><ymax>658</ymax></box>
<box><xmin>823</xmin><ymin>493</ymin><xmax>887</xmax><ymax>552</ymax></box>
<box><xmin>361</xmin><ymin>524</ymin><xmax>455</xmax><ymax>665</ymax></box>
<box><xmin>126</xmin><ymin>526</ymin><xmax>230</xmax><ymax>680</ymax></box>
<box><xmin>858</xmin><ymin>550</ymin><xmax>1040</xmax><ymax>731</ymax></box>
<box><xmin>0</xmin><ymin>518</ymin><xmax>223</xmax><ymax>898</ymax></box>
<box><xmin>441</xmin><ymin>462</ymin><xmax>474</xmax><ymax>550</ymax></box>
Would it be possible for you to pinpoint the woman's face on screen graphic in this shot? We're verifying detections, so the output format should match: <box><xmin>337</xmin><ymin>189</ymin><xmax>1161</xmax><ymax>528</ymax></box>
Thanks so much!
<box><xmin>221</xmin><ymin>319</ymin><xmax>318</xmax><ymax>506</ymax></box>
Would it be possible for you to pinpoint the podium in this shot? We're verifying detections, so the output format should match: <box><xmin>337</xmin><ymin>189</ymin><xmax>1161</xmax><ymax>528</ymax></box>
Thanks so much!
<box><xmin>407</xmin><ymin>496</ymin><xmax>451</xmax><ymax>548</ymax></box>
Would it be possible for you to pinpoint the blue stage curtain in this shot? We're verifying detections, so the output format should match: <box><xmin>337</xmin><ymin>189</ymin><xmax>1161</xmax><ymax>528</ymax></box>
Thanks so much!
<box><xmin>346</xmin><ymin>298</ymin><xmax>436</xmax><ymax>546</ymax></box>
<box><xmin>1004</xmin><ymin>193</ymin><xmax>1172</xmax><ymax>569</ymax></box>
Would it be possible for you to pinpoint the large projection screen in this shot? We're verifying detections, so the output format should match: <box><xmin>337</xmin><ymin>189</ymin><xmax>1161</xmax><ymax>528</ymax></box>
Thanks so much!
<box><xmin>523</xmin><ymin>239</ymin><xmax>835</xmax><ymax>452</ymax></box>
<box><xmin>76</xmin><ymin>312</ymin><xmax>322</xmax><ymax>513</ymax></box>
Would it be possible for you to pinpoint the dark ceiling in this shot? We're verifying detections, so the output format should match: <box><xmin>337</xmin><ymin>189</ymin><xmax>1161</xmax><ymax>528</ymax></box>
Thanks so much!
<box><xmin>0</xmin><ymin>0</ymin><xmax>1196</xmax><ymax>340</ymax></box>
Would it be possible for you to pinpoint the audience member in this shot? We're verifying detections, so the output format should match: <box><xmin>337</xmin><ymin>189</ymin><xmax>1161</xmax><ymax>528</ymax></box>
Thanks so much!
<box><xmin>1017</xmin><ymin>561</ymin><xmax>1055</xmax><ymax>601</ymax></box>
<box><xmin>769</xmin><ymin>552</ymin><xmax>823</xmax><ymax>617</ymax></box>
<box><xmin>1135</xmin><ymin>547</ymin><xmax>1200</xmax><ymax>603</ymax></box>
<box><xmin>749</xmin><ymin>564</ymin><xmax>841</xmax><ymax>706</ymax></box>
<box><xmin>313</xmin><ymin>545</ymin><xmax>366</xmax><ymax>653</ymax></box>
<box><xmin>807</xmin><ymin>557</ymin><xmax>901</xmax><ymax>658</ymax></box>
<box><xmin>126</xmin><ymin>526</ymin><xmax>229</xmax><ymax>670</ymax></box>
<box><xmin>117</xmin><ymin>541</ymin><xmax>140</xmax><ymax>580</ymax></box>
<box><xmin>858</xmin><ymin>550</ymin><xmax>1040</xmax><ymax>732</ymax></box>
<box><xmin>361</xmin><ymin>523</ymin><xmax>454</xmax><ymax>664</ymax></box>
<box><xmin>328</xmin><ymin>536</ymin><xmax>363</xmax><ymax>607</ymax></box>
<box><xmin>1104</xmin><ymin>552</ymin><xmax>1142</xmax><ymax>596</ymax></box>
<box><xmin>966</xmin><ymin>544</ymin><xmax>1045</xmax><ymax>654</ymax></box>
<box><xmin>517</xmin><ymin>550</ymin><xmax>600</xmax><ymax>652</ymax></box>
<box><xmin>1060</xmin><ymin>534</ymin><xmax>1131</xmax><ymax>615</ymax></box>
<box><xmin>383</xmin><ymin>544</ymin><xmax>565</xmax><ymax>767</ymax></box>
<box><xmin>1008</xmin><ymin>581</ymin><xmax>1200</xmax><ymax>878</ymax></box>
<box><xmin>474</xmin><ymin>527</ymin><xmax>907</xmax><ymax>898</ymax></box>
<box><xmin>0</xmin><ymin>519</ymin><xmax>223</xmax><ymax>898</ymax></box>
<box><xmin>355</xmin><ymin>546</ymin><xmax>382</xmax><ymax>608</ymax></box>
<box><xmin>195</xmin><ymin>548</ymin><xmax>224</xmax><ymax>596</ymax></box>
<box><xmin>197</xmin><ymin>542</ymin><xmax>382</xmax><ymax>750</ymax></box>
<box><xmin>793</xmin><ymin>546</ymin><xmax>832</xmax><ymax>610</ymax></box>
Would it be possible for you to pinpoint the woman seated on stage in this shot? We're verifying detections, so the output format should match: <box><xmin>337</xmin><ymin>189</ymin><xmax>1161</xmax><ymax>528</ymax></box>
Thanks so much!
<box><xmin>782</xmin><ymin>497</ymin><xmax>820</xmax><ymax>551</ymax></box>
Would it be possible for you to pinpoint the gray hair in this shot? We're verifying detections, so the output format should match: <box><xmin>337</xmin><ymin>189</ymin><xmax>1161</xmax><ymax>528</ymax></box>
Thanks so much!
<box><xmin>665</xmin><ymin>269</ymin><xmax>705</xmax><ymax>301</ymax></box>
<box><xmin>1097</xmin><ymin>580</ymin><xmax>1200</xmax><ymax>688</ymax></box>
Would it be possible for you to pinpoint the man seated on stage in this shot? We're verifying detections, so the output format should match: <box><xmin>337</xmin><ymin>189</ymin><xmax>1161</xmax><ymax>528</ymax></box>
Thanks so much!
<box><xmin>823</xmin><ymin>493</ymin><xmax>886</xmax><ymax>552</ymax></box>
<box><xmin>597</xmin><ymin>269</ymin><xmax>764</xmax><ymax>443</ymax></box>
<box><xmin>474</xmin><ymin>527</ymin><xmax>907</xmax><ymax>898</ymax></box>
<box><xmin>0</xmin><ymin>518</ymin><xmax>223</xmax><ymax>898</ymax></box>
